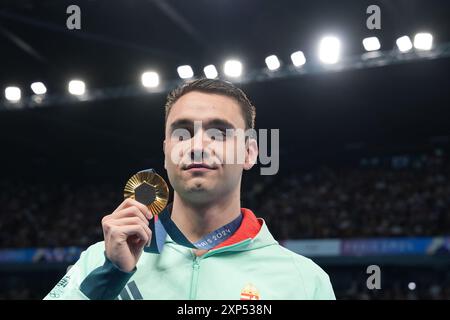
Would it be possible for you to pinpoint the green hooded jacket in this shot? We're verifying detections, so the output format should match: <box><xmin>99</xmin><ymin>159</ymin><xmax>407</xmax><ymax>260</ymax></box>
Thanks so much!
<box><xmin>44</xmin><ymin>209</ymin><xmax>335</xmax><ymax>300</ymax></box>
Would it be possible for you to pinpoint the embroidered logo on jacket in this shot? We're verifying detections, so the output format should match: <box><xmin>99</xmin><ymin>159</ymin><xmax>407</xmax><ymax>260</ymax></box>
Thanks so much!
<box><xmin>240</xmin><ymin>283</ymin><xmax>260</xmax><ymax>300</ymax></box>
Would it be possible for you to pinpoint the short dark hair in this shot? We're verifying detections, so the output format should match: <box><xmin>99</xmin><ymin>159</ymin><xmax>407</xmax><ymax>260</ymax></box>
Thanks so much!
<box><xmin>165</xmin><ymin>78</ymin><xmax>256</xmax><ymax>130</ymax></box>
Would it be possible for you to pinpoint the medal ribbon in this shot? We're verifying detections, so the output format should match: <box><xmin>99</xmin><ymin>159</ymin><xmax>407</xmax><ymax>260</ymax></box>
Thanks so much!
<box><xmin>144</xmin><ymin>203</ymin><xmax>243</xmax><ymax>254</ymax></box>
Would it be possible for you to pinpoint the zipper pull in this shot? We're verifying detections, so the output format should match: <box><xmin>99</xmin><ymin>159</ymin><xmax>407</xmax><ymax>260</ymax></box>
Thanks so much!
<box><xmin>193</xmin><ymin>258</ymin><xmax>200</xmax><ymax>269</ymax></box>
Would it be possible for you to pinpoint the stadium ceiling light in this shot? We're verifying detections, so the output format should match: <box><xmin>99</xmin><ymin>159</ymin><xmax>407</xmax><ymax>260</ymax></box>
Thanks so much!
<box><xmin>290</xmin><ymin>51</ymin><xmax>306</xmax><ymax>67</ymax></box>
<box><xmin>31</xmin><ymin>82</ymin><xmax>47</xmax><ymax>95</ymax></box>
<box><xmin>177</xmin><ymin>65</ymin><xmax>194</xmax><ymax>79</ymax></box>
<box><xmin>203</xmin><ymin>64</ymin><xmax>218</xmax><ymax>79</ymax></box>
<box><xmin>265</xmin><ymin>55</ymin><xmax>281</xmax><ymax>71</ymax></box>
<box><xmin>68</xmin><ymin>80</ymin><xmax>86</xmax><ymax>95</ymax></box>
<box><xmin>413</xmin><ymin>32</ymin><xmax>433</xmax><ymax>50</ymax></box>
<box><xmin>319</xmin><ymin>36</ymin><xmax>341</xmax><ymax>64</ymax></box>
<box><xmin>362</xmin><ymin>36</ymin><xmax>381</xmax><ymax>51</ymax></box>
<box><xmin>141</xmin><ymin>71</ymin><xmax>159</xmax><ymax>88</ymax></box>
<box><xmin>396</xmin><ymin>35</ymin><xmax>413</xmax><ymax>52</ymax></box>
<box><xmin>5</xmin><ymin>86</ymin><xmax>21</xmax><ymax>102</ymax></box>
<box><xmin>223</xmin><ymin>59</ymin><xmax>242</xmax><ymax>77</ymax></box>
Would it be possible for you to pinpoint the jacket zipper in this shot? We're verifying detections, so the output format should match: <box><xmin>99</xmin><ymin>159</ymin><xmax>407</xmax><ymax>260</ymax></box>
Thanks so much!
<box><xmin>189</xmin><ymin>256</ymin><xmax>200</xmax><ymax>300</ymax></box>
<box><xmin>188</xmin><ymin>238</ymin><xmax>253</xmax><ymax>299</ymax></box>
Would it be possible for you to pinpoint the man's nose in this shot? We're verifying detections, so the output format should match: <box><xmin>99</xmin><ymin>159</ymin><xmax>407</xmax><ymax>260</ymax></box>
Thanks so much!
<box><xmin>190</xmin><ymin>130</ymin><xmax>208</xmax><ymax>162</ymax></box>
<box><xmin>190</xmin><ymin>149</ymin><xmax>206</xmax><ymax>162</ymax></box>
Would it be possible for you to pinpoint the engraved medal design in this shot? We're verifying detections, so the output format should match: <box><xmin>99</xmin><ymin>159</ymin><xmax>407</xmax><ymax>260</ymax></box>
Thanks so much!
<box><xmin>124</xmin><ymin>169</ymin><xmax>169</xmax><ymax>216</ymax></box>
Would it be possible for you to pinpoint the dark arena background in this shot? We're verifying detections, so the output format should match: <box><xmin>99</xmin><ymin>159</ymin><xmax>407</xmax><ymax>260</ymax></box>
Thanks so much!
<box><xmin>1</xmin><ymin>0</ymin><xmax>450</xmax><ymax>300</ymax></box>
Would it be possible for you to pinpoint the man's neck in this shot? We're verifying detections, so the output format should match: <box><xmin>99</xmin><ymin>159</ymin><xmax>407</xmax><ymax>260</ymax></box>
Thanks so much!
<box><xmin>170</xmin><ymin>190</ymin><xmax>242</xmax><ymax>243</ymax></box>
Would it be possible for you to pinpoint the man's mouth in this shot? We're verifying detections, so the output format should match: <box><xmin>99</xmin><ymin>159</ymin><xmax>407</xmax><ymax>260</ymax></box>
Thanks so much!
<box><xmin>183</xmin><ymin>163</ymin><xmax>218</xmax><ymax>171</ymax></box>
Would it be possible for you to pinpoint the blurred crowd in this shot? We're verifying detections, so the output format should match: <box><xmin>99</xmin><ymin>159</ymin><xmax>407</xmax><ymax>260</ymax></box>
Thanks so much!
<box><xmin>0</xmin><ymin>181</ymin><xmax>118</xmax><ymax>248</ymax></box>
<box><xmin>0</xmin><ymin>151</ymin><xmax>449</xmax><ymax>248</ymax></box>
<box><xmin>332</xmin><ymin>266</ymin><xmax>450</xmax><ymax>300</ymax></box>
<box><xmin>340</xmin><ymin>281</ymin><xmax>450</xmax><ymax>300</ymax></box>
<box><xmin>248</xmin><ymin>151</ymin><xmax>450</xmax><ymax>240</ymax></box>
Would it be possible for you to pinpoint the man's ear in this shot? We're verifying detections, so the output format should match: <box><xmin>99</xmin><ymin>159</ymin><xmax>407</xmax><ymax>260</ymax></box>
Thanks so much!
<box><xmin>163</xmin><ymin>139</ymin><xmax>167</xmax><ymax>170</ymax></box>
<box><xmin>244</xmin><ymin>138</ymin><xmax>258</xmax><ymax>171</ymax></box>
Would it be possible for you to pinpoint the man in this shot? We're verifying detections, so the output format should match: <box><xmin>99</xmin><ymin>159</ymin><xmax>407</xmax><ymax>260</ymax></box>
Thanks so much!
<box><xmin>44</xmin><ymin>79</ymin><xmax>335</xmax><ymax>300</ymax></box>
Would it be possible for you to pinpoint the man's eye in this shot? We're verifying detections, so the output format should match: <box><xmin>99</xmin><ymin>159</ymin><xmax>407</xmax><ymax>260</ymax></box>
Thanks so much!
<box><xmin>171</xmin><ymin>134</ymin><xmax>188</xmax><ymax>141</ymax></box>
<box><xmin>171</xmin><ymin>128</ymin><xmax>192</xmax><ymax>141</ymax></box>
<box><xmin>209</xmin><ymin>130</ymin><xmax>226</xmax><ymax>141</ymax></box>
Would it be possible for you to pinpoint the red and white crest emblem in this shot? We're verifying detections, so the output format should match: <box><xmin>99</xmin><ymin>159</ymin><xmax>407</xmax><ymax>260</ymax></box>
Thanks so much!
<box><xmin>240</xmin><ymin>283</ymin><xmax>260</xmax><ymax>300</ymax></box>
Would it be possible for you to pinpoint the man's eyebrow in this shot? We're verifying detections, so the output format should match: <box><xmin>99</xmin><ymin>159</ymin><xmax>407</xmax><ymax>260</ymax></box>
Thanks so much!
<box><xmin>169</xmin><ymin>119</ymin><xmax>193</xmax><ymax>131</ymax></box>
<box><xmin>204</xmin><ymin>119</ymin><xmax>236</xmax><ymax>129</ymax></box>
<box><xmin>169</xmin><ymin>118</ymin><xmax>236</xmax><ymax>131</ymax></box>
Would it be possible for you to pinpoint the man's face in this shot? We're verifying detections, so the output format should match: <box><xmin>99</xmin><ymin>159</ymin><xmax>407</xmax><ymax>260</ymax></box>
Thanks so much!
<box><xmin>163</xmin><ymin>91</ymin><xmax>257</xmax><ymax>204</ymax></box>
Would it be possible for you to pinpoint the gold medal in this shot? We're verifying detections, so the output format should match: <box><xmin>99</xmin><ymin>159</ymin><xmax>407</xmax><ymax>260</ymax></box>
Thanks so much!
<box><xmin>124</xmin><ymin>169</ymin><xmax>169</xmax><ymax>216</ymax></box>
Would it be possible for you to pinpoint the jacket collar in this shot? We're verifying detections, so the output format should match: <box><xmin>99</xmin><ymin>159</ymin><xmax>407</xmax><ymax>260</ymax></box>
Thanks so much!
<box><xmin>161</xmin><ymin>208</ymin><xmax>278</xmax><ymax>256</ymax></box>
